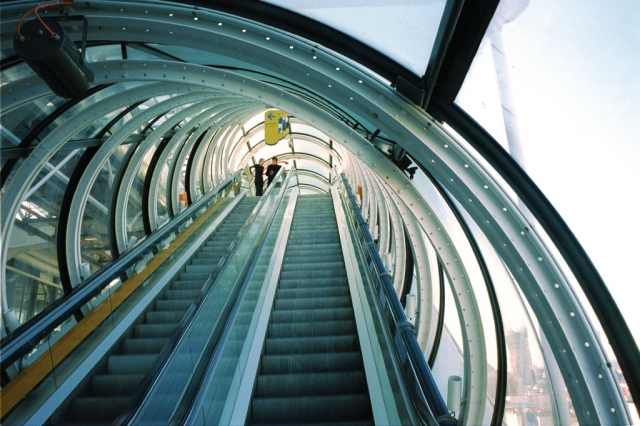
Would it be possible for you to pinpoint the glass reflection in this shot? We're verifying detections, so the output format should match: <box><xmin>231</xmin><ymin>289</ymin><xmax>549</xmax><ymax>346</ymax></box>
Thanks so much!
<box><xmin>6</xmin><ymin>149</ymin><xmax>85</xmax><ymax>325</ymax></box>
<box><xmin>0</xmin><ymin>94</ymin><xmax>64</xmax><ymax>144</ymax></box>
<box><xmin>81</xmin><ymin>145</ymin><xmax>137</xmax><ymax>277</ymax></box>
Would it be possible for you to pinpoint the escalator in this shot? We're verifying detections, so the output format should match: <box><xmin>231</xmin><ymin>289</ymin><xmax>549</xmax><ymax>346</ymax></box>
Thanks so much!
<box><xmin>248</xmin><ymin>194</ymin><xmax>374</xmax><ymax>425</ymax></box>
<box><xmin>51</xmin><ymin>196</ymin><xmax>260</xmax><ymax>425</ymax></box>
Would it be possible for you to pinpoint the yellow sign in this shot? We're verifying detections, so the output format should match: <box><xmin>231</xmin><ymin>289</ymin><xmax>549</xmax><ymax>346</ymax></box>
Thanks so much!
<box><xmin>264</xmin><ymin>109</ymin><xmax>290</xmax><ymax>145</ymax></box>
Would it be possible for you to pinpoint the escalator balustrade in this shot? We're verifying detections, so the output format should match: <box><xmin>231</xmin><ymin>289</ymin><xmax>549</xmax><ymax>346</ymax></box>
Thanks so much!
<box><xmin>51</xmin><ymin>197</ymin><xmax>260</xmax><ymax>425</ymax></box>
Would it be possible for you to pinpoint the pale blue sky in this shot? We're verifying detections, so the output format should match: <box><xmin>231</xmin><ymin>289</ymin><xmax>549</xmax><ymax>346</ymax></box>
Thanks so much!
<box><xmin>460</xmin><ymin>0</ymin><xmax>640</xmax><ymax>343</ymax></box>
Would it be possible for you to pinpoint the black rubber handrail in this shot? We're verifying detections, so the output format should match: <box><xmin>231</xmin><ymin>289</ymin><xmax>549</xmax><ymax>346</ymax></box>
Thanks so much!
<box><xmin>414</xmin><ymin>157</ymin><xmax>506</xmax><ymax>426</ymax></box>
<box><xmin>339</xmin><ymin>174</ymin><xmax>456</xmax><ymax>426</ymax></box>
<box><xmin>0</xmin><ymin>170</ymin><xmax>243</xmax><ymax>372</ymax></box>
<box><xmin>115</xmin><ymin>166</ymin><xmax>293</xmax><ymax>425</ymax></box>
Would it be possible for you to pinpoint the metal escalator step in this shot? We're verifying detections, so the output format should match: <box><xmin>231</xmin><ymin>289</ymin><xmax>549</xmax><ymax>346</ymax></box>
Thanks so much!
<box><xmin>286</xmin><ymin>241</ymin><xmax>341</xmax><ymax>250</ymax></box>
<box><xmin>70</xmin><ymin>396</ymin><xmax>131</xmax><ymax>423</ymax></box>
<box><xmin>177</xmin><ymin>271</ymin><xmax>212</xmax><ymax>281</ymax></box>
<box><xmin>164</xmin><ymin>289</ymin><xmax>201</xmax><ymax>300</ymax></box>
<box><xmin>90</xmin><ymin>373</ymin><xmax>145</xmax><ymax>396</ymax></box>
<box><xmin>276</xmin><ymin>286</ymin><xmax>350</xmax><ymax>300</ymax></box>
<box><xmin>274</xmin><ymin>296</ymin><xmax>351</xmax><ymax>311</ymax></box>
<box><xmin>256</xmin><ymin>371</ymin><xmax>367</xmax><ymax>397</ymax></box>
<box><xmin>288</xmin><ymin>225</ymin><xmax>337</xmax><ymax>233</ymax></box>
<box><xmin>189</xmin><ymin>257</ymin><xmax>220</xmax><ymax>266</ymax></box>
<box><xmin>265</xmin><ymin>335</ymin><xmax>359</xmax><ymax>355</ymax></box>
<box><xmin>145</xmin><ymin>310</ymin><xmax>184</xmax><ymax>323</ymax></box>
<box><xmin>280</xmin><ymin>268</ymin><xmax>347</xmax><ymax>280</ymax></box>
<box><xmin>122</xmin><ymin>337</ymin><xmax>169</xmax><ymax>354</ymax></box>
<box><xmin>287</xmin><ymin>235</ymin><xmax>337</xmax><ymax>244</ymax></box>
<box><xmin>261</xmin><ymin>351</ymin><xmax>363</xmax><ymax>374</ymax></box>
<box><xmin>271</xmin><ymin>307</ymin><xmax>354</xmax><ymax>323</ymax></box>
<box><xmin>281</xmin><ymin>260</ymin><xmax>346</xmax><ymax>273</ymax></box>
<box><xmin>108</xmin><ymin>353</ymin><xmax>158</xmax><ymax>374</ymax></box>
<box><xmin>155</xmin><ymin>298</ymin><xmax>194</xmax><ymax>311</ymax></box>
<box><xmin>291</xmin><ymin>216</ymin><xmax>335</xmax><ymax>223</ymax></box>
<box><xmin>170</xmin><ymin>280</ymin><xmax>204</xmax><ymax>291</ymax></box>
<box><xmin>268</xmin><ymin>320</ymin><xmax>357</xmax><ymax>338</ymax></box>
<box><xmin>250</xmin><ymin>393</ymin><xmax>372</xmax><ymax>424</ymax></box>
<box><xmin>278</xmin><ymin>277</ymin><xmax>350</xmax><ymax>289</ymax></box>
<box><xmin>284</xmin><ymin>252</ymin><xmax>344</xmax><ymax>264</ymax></box>
<box><xmin>185</xmin><ymin>264</ymin><xmax>215</xmax><ymax>274</ymax></box>
<box><xmin>135</xmin><ymin>323</ymin><xmax>178</xmax><ymax>338</ymax></box>
<box><xmin>284</xmin><ymin>245</ymin><xmax>342</xmax><ymax>255</ymax></box>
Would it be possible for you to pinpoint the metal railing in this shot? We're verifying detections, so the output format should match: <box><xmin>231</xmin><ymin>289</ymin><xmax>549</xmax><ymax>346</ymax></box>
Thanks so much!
<box><xmin>338</xmin><ymin>173</ymin><xmax>458</xmax><ymax>426</ymax></box>
<box><xmin>117</xmin><ymin>166</ymin><xmax>294</xmax><ymax>425</ymax></box>
<box><xmin>0</xmin><ymin>170</ymin><xmax>244</xmax><ymax>373</ymax></box>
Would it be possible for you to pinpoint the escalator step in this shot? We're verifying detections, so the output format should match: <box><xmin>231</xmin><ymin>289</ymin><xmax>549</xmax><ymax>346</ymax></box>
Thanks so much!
<box><xmin>90</xmin><ymin>373</ymin><xmax>145</xmax><ymax>396</ymax></box>
<box><xmin>256</xmin><ymin>371</ymin><xmax>367</xmax><ymax>397</ymax></box>
<box><xmin>145</xmin><ymin>310</ymin><xmax>184</xmax><ymax>324</ymax></box>
<box><xmin>276</xmin><ymin>286</ymin><xmax>350</xmax><ymax>300</ymax></box>
<box><xmin>268</xmin><ymin>320</ymin><xmax>356</xmax><ymax>338</ymax></box>
<box><xmin>135</xmin><ymin>323</ymin><xmax>177</xmax><ymax>338</ymax></box>
<box><xmin>274</xmin><ymin>296</ymin><xmax>351</xmax><ymax>311</ymax></box>
<box><xmin>280</xmin><ymin>269</ymin><xmax>347</xmax><ymax>280</ymax></box>
<box><xmin>278</xmin><ymin>277</ymin><xmax>350</xmax><ymax>289</ymax></box>
<box><xmin>190</xmin><ymin>257</ymin><xmax>221</xmax><ymax>266</ymax></box>
<box><xmin>185</xmin><ymin>264</ymin><xmax>216</xmax><ymax>274</ymax></box>
<box><xmin>287</xmin><ymin>235</ymin><xmax>337</xmax><ymax>244</ymax></box>
<box><xmin>70</xmin><ymin>396</ymin><xmax>131</xmax><ymax>423</ymax></box>
<box><xmin>155</xmin><ymin>298</ymin><xmax>194</xmax><ymax>311</ymax></box>
<box><xmin>271</xmin><ymin>307</ymin><xmax>354</xmax><ymax>323</ymax></box>
<box><xmin>164</xmin><ymin>289</ymin><xmax>201</xmax><ymax>300</ymax></box>
<box><xmin>288</xmin><ymin>225</ymin><xmax>337</xmax><ymax>234</ymax></box>
<box><xmin>251</xmin><ymin>393</ymin><xmax>372</xmax><ymax>424</ymax></box>
<box><xmin>265</xmin><ymin>335</ymin><xmax>359</xmax><ymax>355</ymax></box>
<box><xmin>283</xmin><ymin>252</ymin><xmax>344</xmax><ymax>264</ymax></box>
<box><xmin>177</xmin><ymin>271</ymin><xmax>212</xmax><ymax>281</ymax></box>
<box><xmin>108</xmin><ymin>354</ymin><xmax>158</xmax><ymax>374</ymax></box>
<box><xmin>281</xmin><ymin>261</ymin><xmax>346</xmax><ymax>273</ymax></box>
<box><xmin>261</xmin><ymin>351</ymin><xmax>364</xmax><ymax>374</ymax></box>
<box><xmin>122</xmin><ymin>337</ymin><xmax>169</xmax><ymax>354</ymax></box>
<box><xmin>170</xmin><ymin>280</ymin><xmax>204</xmax><ymax>291</ymax></box>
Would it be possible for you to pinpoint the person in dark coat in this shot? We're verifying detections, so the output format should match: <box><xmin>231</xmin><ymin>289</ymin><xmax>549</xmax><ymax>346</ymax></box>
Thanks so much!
<box><xmin>265</xmin><ymin>157</ymin><xmax>282</xmax><ymax>187</ymax></box>
<box><xmin>249</xmin><ymin>158</ymin><xmax>265</xmax><ymax>195</ymax></box>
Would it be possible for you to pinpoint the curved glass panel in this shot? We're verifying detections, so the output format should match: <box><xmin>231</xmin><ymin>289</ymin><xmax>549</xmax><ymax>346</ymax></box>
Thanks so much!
<box><xmin>0</xmin><ymin>94</ymin><xmax>63</xmax><ymax>145</ymax></box>
<box><xmin>456</xmin><ymin>1</ymin><xmax>638</xmax><ymax>420</ymax></box>
<box><xmin>6</xmin><ymin>149</ymin><xmax>85</xmax><ymax>325</ymax></box>
<box><xmin>127</xmin><ymin>143</ymin><xmax>156</xmax><ymax>242</ymax></box>
<box><xmin>264</xmin><ymin>0</ymin><xmax>446</xmax><ymax>76</ymax></box>
<box><xmin>81</xmin><ymin>144</ymin><xmax>137</xmax><ymax>276</ymax></box>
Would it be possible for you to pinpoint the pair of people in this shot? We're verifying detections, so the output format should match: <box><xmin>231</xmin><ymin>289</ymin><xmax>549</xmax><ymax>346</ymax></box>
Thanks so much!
<box><xmin>249</xmin><ymin>157</ymin><xmax>282</xmax><ymax>196</ymax></box>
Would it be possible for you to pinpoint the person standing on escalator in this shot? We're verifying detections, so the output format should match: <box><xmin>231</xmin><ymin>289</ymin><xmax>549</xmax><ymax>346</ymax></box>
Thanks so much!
<box><xmin>249</xmin><ymin>158</ymin><xmax>266</xmax><ymax>196</ymax></box>
<box><xmin>265</xmin><ymin>157</ymin><xmax>282</xmax><ymax>188</ymax></box>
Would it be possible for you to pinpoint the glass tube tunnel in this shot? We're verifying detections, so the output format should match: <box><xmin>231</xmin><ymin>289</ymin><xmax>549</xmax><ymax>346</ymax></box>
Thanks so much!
<box><xmin>1</xmin><ymin>1</ymin><xmax>638</xmax><ymax>425</ymax></box>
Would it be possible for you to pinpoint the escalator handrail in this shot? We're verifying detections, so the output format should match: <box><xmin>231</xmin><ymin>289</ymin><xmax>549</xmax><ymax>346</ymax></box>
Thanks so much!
<box><xmin>170</xmin><ymin>171</ymin><xmax>296</xmax><ymax>425</ymax></box>
<box><xmin>338</xmin><ymin>173</ymin><xmax>456</xmax><ymax>426</ymax></box>
<box><xmin>116</xmin><ymin>166</ymin><xmax>293</xmax><ymax>425</ymax></box>
<box><xmin>0</xmin><ymin>170</ymin><xmax>244</xmax><ymax>372</ymax></box>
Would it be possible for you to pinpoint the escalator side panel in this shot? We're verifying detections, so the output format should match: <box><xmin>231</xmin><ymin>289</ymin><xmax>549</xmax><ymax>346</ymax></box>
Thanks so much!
<box><xmin>39</xmin><ymin>197</ymin><xmax>260</xmax><ymax>425</ymax></box>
